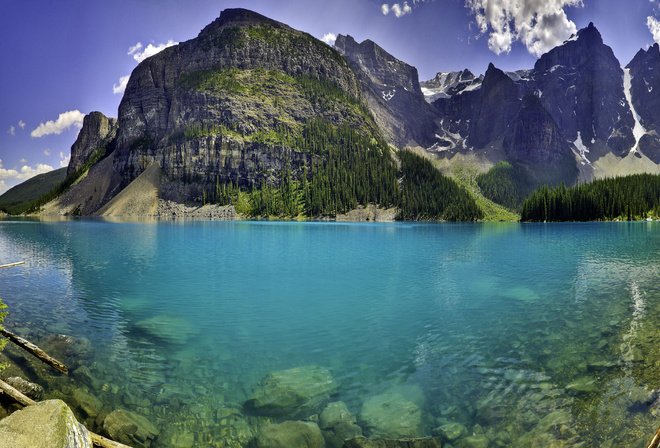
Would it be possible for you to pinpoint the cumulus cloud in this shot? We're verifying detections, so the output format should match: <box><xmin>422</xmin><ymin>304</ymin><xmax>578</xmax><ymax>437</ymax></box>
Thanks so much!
<box><xmin>31</xmin><ymin>110</ymin><xmax>85</xmax><ymax>138</ymax></box>
<box><xmin>0</xmin><ymin>160</ymin><xmax>53</xmax><ymax>187</ymax></box>
<box><xmin>113</xmin><ymin>40</ymin><xmax>178</xmax><ymax>95</ymax></box>
<box><xmin>465</xmin><ymin>0</ymin><xmax>583</xmax><ymax>57</ymax></box>
<box><xmin>113</xmin><ymin>75</ymin><xmax>130</xmax><ymax>95</ymax></box>
<box><xmin>128</xmin><ymin>40</ymin><xmax>178</xmax><ymax>63</ymax></box>
<box><xmin>648</xmin><ymin>16</ymin><xmax>660</xmax><ymax>44</ymax></box>
<box><xmin>7</xmin><ymin>126</ymin><xmax>15</xmax><ymax>136</ymax></box>
<box><xmin>382</xmin><ymin>2</ymin><xmax>413</xmax><ymax>17</ymax></box>
<box><xmin>59</xmin><ymin>152</ymin><xmax>71</xmax><ymax>168</ymax></box>
<box><xmin>322</xmin><ymin>33</ymin><xmax>337</xmax><ymax>45</ymax></box>
<box><xmin>43</xmin><ymin>149</ymin><xmax>51</xmax><ymax>156</ymax></box>
<box><xmin>18</xmin><ymin>120</ymin><xmax>25</xmax><ymax>129</ymax></box>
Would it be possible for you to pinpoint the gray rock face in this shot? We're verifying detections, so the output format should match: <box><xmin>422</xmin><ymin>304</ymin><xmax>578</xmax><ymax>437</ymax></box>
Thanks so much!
<box><xmin>113</xmin><ymin>8</ymin><xmax>363</xmax><ymax>191</ymax></box>
<box><xmin>251</xmin><ymin>421</ymin><xmax>325</xmax><ymax>448</ymax></box>
<box><xmin>68</xmin><ymin>112</ymin><xmax>118</xmax><ymax>176</ymax></box>
<box><xmin>0</xmin><ymin>399</ymin><xmax>92</xmax><ymax>448</ymax></box>
<box><xmin>244</xmin><ymin>366</ymin><xmax>339</xmax><ymax>418</ymax></box>
<box><xmin>334</xmin><ymin>34</ymin><xmax>440</xmax><ymax>148</ymax></box>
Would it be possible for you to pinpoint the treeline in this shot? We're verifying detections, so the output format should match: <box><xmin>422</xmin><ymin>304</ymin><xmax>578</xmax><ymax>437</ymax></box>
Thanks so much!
<box><xmin>520</xmin><ymin>173</ymin><xmax>660</xmax><ymax>221</ymax></box>
<box><xmin>398</xmin><ymin>151</ymin><xmax>483</xmax><ymax>220</ymax></box>
<box><xmin>201</xmin><ymin>120</ymin><xmax>483</xmax><ymax>220</ymax></box>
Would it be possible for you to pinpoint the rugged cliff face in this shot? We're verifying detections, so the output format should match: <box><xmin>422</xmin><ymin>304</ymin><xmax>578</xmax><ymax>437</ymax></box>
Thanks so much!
<box><xmin>113</xmin><ymin>8</ymin><xmax>370</xmax><ymax>196</ymax></box>
<box><xmin>334</xmin><ymin>34</ymin><xmax>440</xmax><ymax>148</ymax></box>
<box><xmin>67</xmin><ymin>112</ymin><xmax>117</xmax><ymax>176</ymax></box>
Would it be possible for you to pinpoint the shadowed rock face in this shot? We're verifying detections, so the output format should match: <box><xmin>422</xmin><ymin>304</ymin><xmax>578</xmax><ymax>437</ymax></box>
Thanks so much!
<box><xmin>334</xmin><ymin>34</ymin><xmax>440</xmax><ymax>148</ymax></box>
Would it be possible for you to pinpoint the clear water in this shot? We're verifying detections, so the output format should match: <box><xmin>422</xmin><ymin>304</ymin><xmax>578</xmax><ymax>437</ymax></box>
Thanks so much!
<box><xmin>2</xmin><ymin>218</ymin><xmax>660</xmax><ymax>446</ymax></box>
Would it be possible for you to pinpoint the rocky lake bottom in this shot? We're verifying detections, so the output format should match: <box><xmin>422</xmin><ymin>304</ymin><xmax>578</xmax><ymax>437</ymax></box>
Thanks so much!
<box><xmin>1</xmin><ymin>219</ymin><xmax>660</xmax><ymax>447</ymax></box>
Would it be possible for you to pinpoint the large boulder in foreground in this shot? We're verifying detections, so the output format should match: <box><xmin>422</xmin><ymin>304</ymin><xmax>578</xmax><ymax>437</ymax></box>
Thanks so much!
<box><xmin>244</xmin><ymin>366</ymin><xmax>339</xmax><ymax>418</ymax></box>
<box><xmin>251</xmin><ymin>421</ymin><xmax>325</xmax><ymax>448</ymax></box>
<box><xmin>0</xmin><ymin>399</ymin><xmax>92</xmax><ymax>448</ymax></box>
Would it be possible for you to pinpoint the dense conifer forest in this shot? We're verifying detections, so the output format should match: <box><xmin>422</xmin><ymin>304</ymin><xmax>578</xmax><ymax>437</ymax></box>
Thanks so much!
<box><xmin>202</xmin><ymin>119</ymin><xmax>483</xmax><ymax>220</ymax></box>
<box><xmin>520</xmin><ymin>173</ymin><xmax>660</xmax><ymax>221</ymax></box>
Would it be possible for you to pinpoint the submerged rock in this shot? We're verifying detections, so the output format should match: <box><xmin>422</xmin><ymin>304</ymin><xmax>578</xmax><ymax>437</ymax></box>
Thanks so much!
<box><xmin>5</xmin><ymin>377</ymin><xmax>44</xmax><ymax>401</ymax></box>
<box><xmin>245</xmin><ymin>366</ymin><xmax>339</xmax><ymax>418</ymax></box>
<box><xmin>359</xmin><ymin>390</ymin><xmax>425</xmax><ymax>439</ymax></box>
<box><xmin>41</xmin><ymin>334</ymin><xmax>92</xmax><ymax>360</ymax></box>
<box><xmin>342</xmin><ymin>436</ymin><xmax>443</xmax><ymax>447</ymax></box>
<box><xmin>134</xmin><ymin>314</ymin><xmax>197</xmax><ymax>345</ymax></box>
<box><xmin>251</xmin><ymin>420</ymin><xmax>325</xmax><ymax>448</ymax></box>
<box><xmin>319</xmin><ymin>401</ymin><xmax>362</xmax><ymax>448</ymax></box>
<box><xmin>433</xmin><ymin>422</ymin><xmax>467</xmax><ymax>443</ymax></box>
<box><xmin>102</xmin><ymin>409</ymin><xmax>159</xmax><ymax>447</ymax></box>
<box><xmin>0</xmin><ymin>399</ymin><xmax>92</xmax><ymax>448</ymax></box>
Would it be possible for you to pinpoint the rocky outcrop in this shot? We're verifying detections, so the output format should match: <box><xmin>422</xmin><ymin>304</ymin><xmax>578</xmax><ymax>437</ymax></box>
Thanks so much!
<box><xmin>244</xmin><ymin>366</ymin><xmax>339</xmax><ymax>419</ymax></box>
<box><xmin>0</xmin><ymin>399</ymin><xmax>92</xmax><ymax>448</ymax></box>
<box><xmin>334</xmin><ymin>34</ymin><xmax>440</xmax><ymax>148</ymax></box>
<box><xmin>113</xmin><ymin>8</ymin><xmax>365</xmax><ymax>191</ymax></box>
<box><xmin>68</xmin><ymin>112</ymin><xmax>118</xmax><ymax>176</ymax></box>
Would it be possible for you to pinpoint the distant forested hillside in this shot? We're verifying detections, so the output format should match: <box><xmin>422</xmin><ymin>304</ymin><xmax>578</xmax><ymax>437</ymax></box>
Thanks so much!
<box><xmin>520</xmin><ymin>174</ymin><xmax>660</xmax><ymax>221</ymax></box>
<box><xmin>0</xmin><ymin>168</ymin><xmax>67</xmax><ymax>215</ymax></box>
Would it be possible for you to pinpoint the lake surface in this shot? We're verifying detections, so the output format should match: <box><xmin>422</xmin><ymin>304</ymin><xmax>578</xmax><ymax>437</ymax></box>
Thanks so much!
<box><xmin>1</xmin><ymin>218</ymin><xmax>660</xmax><ymax>447</ymax></box>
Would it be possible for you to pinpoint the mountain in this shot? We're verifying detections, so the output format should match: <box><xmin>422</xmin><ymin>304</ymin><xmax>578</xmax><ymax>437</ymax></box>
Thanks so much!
<box><xmin>0</xmin><ymin>168</ymin><xmax>67</xmax><ymax>215</ymax></box>
<box><xmin>334</xmin><ymin>34</ymin><xmax>440</xmax><ymax>148</ymax></box>
<box><xmin>33</xmin><ymin>8</ymin><xmax>481</xmax><ymax>220</ymax></box>
<box><xmin>427</xmin><ymin>22</ymin><xmax>660</xmax><ymax>196</ymax></box>
<box><xmin>419</xmin><ymin>69</ymin><xmax>483</xmax><ymax>103</ymax></box>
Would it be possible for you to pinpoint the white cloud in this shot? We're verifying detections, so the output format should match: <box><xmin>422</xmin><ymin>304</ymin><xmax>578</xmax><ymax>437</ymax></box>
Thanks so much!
<box><xmin>112</xmin><ymin>40</ymin><xmax>179</xmax><ymax>95</ymax></box>
<box><xmin>322</xmin><ymin>33</ymin><xmax>337</xmax><ymax>45</ymax></box>
<box><xmin>113</xmin><ymin>75</ymin><xmax>130</xmax><ymax>95</ymax></box>
<box><xmin>7</xmin><ymin>126</ymin><xmax>15</xmax><ymax>136</ymax></box>
<box><xmin>31</xmin><ymin>110</ymin><xmax>85</xmax><ymax>138</ymax></box>
<box><xmin>43</xmin><ymin>149</ymin><xmax>51</xmax><ymax>156</ymax></box>
<box><xmin>18</xmin><ymin>158</ymin><xmax>27</xmax><ymax>164</ymax></box>
<box><xmin>648</xmin><ymin>16</ymin><xmax>660</xmax><ymax>44</ymax></box>
<box><xmin>0</xmin><ymin>160</ymin><xmax>52</xmax><ymax>188</ymax></box>
<box><xmin>18</xmin><ymin>120</ymin><xmax>25</xmax><ymax>129</ymax></box>
<box><xmin>128</xmin><ymin>40</ymin><xmax>178</xmax><ymax>63</ymax></box>
<box><xmin>382</xmin><ymin>2</ymin><xmax>413</xmax><ymax>17</ymax></box>
<box><xmin>465</xmin><ymin>0</ymin><xmax>584</xmax><ymax>57</ymax></box>
<box><xmin>59</xmin><ymin>152</ymin><xmax>70</xmax><ymax>168</ymax></box>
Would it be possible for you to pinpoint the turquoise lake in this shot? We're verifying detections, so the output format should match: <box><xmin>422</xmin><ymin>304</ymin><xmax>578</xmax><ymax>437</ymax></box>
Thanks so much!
<box><xmin>2</xmin><ymin>218</ymin><xmax>660</xmax><ymax>447</ymax></box>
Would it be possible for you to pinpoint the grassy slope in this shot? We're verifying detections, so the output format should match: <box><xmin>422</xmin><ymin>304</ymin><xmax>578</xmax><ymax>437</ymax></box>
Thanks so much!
<box><xmin>447</xmin><ymin>164</ymin><xmax>520</xmax><ymax>222</ymax></box>
<box><xmin>0</xmin><ymin>168</ymin><xmax>67</xmax><ymax>214</ymax></box>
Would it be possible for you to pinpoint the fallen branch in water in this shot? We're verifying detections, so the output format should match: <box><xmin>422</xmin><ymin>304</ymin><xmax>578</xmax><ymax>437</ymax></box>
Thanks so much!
<box><xmin>648</xmin><ymin>424</ymin><xmax>660</xmax><ymax>448</ymax></box>
<box><xmin>0</xmin><ymin>378</ymin><xmax>133</xmax><ymax>448</ymax></box>
<box><xmin>0</xmin><ymin>329</ymin><xmax>68</xmax><ymax>374</ymax></box>
<box><xmin>0</xmin><ymin>261</ymin><xmax>25</xmax><ymax>269</ymax></box>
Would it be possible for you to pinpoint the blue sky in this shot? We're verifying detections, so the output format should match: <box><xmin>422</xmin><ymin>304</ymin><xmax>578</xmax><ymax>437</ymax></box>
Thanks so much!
<box><xmin>1</xmin><ymin>0</ymin><xmax>660</xmax><ymax>194</ymax></box>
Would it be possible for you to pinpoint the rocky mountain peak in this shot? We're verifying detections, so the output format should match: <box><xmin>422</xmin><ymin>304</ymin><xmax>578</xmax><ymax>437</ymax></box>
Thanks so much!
<box><xmin>68</xmin><ymin>112</ymin><xmax>117</xmax><ymax>176</ymax></box>
<box><xmin>198</xmin><ymin>8</ymin><xmax>287</xmax><ymax>37</ymax></box>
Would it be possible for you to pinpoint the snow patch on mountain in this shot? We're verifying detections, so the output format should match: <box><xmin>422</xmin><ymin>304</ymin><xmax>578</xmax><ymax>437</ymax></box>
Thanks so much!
<box><xmin>622</xmin><ymin>67</ymin><xmax>647</xmax><ymax>154</ymax></box>
<box><xmin>574</xmin><ymin>131</ymin><xmax>591</xmax><ymax>164</ymax></box>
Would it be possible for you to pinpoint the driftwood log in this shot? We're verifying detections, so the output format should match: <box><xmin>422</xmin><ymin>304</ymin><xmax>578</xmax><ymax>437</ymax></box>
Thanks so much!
<box><xmin>0</xmin><ymin>329</ymin><xmax>68</xmax><ymax>374</ymax></box>
<box><xmin>0</xmin><ymin>262</ymin><xmax>25</xmax><ymax>269</ymax></box>
<box><xmin>648</xmin><ymin>425</ymin><xmax>660</xmax><ymax>448</ymax></box>
<box><xmin>0</xmin><ymin>378</ymin><xmax>132</xmax><ymax>448</ymax></box>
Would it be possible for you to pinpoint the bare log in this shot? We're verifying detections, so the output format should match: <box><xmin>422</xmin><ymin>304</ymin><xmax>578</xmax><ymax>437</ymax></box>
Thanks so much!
<box><xmin>648</xmin><ymin>425</ymin><xmax>660</xmax><ymax>448</ymax></box>
<box><xmin>0</xmin><ymin>378</ymin><xmax>35</xmax><ymax>406</ymax></box>
<box><xmin>0</xmin><ymin>328</ymin><xmax>68</xmax><ymax>374</ymax></box>
<box><xmin>0</xmin><ymin>378</ymin><xmax>133</xmax><ymax>448</ymax></box>
<box><xmin>0</xmin><ymin>261</ymin><xmax>24</xmax><ymax>269</ymax></box>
